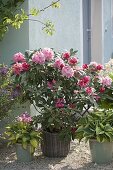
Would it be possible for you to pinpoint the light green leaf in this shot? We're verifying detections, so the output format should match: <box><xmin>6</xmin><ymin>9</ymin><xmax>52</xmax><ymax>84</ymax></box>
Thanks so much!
<box><xmin>22</xmin><ymin>142</ymin><xmax>27</xmax><ymax>149</ymax></box>
<box><xmin>30</xmin><ymin>8</ymin><xmax>40</xmax><ymax>16</ymax></box>
<box><xmin>30</xmin><ymin>138</ymin><xmax>38</xmax><ymax>148</ymax></box>
<box><xmin>52</xmin><ymin>1</ymin><xmax>61</xmax><ymax>8</ymax></box>
<box><xmin>96</xmin><ymin>126</ymin><xmax>104</xmax><ymax>135</ymax></box>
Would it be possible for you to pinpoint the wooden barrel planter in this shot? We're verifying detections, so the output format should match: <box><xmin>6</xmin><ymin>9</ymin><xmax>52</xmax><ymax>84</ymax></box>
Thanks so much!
<box><xmin>41</xmin><ymin>131</ymin><xmax>70</xmax><ymax>157</ymax></box>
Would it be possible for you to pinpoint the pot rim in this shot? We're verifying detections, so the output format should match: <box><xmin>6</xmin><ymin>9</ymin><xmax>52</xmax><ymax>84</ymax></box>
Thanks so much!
<box><xmin>89</xmin><ymin>139</ymin><xmax>113</xmax><ymax>143</ymax></box>
<box><xmin>42</xmin><ymin>130</ymin><xmax>61</xmax><ymax>135</ymax></box>
<box><xmin>15</xmin><ymin>143</ymin><xmax>31</xmax><ymax>146</ymax></box>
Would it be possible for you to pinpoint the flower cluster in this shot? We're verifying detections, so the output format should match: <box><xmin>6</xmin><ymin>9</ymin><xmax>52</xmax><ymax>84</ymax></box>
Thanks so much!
<box><xmin>17</xmin><ymin>112</ymin><xmax>32</xmax><ymax>123</ymax></box>
<box><xmin>12</xmin><ymin>52</ymin><xmax>30</xmax><ymax>75</ymax></box>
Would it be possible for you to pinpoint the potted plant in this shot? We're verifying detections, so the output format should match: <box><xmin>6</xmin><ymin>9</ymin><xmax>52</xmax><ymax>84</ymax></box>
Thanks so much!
<box><xmin>4</xmin><ymin>112</ymin><xmax>41</xmax><ymax>162</ymax></box>
<box><xmin>11</xmin><ymin>48</ymin><xmax>110</xmax><ymax>157</ymax></box>
<box><xmin>75</xmin><ymin>108</ymin><xmax>113</xmax><ymax>164</ymax></box>
<box><xmin>11</xmin><ymin>48</ymin><xmax>84</xmax><ymax>157</ymax></box>
<box><xmin>0</xmin><ymin>64</ymin><xmax>23</xmax><ymax>144</ymax></box>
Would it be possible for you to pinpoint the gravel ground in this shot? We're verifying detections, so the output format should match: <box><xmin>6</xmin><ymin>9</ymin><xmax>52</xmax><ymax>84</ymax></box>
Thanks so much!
<box><xmin>0</xmin><ymin>140</ymin><xmax>113</xmax><ymax>170</ymax></box>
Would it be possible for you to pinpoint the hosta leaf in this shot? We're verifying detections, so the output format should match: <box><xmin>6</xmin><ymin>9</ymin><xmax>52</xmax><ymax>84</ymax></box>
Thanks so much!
<box><xmin>22</xmin><ymin>142</ymin><xmax>27</xmax><ymax>149</ymax></box>
<box><xmin>30</xmin><ymin>138</ymin><xmax>38</xmax><ymax>148</ymax></box>
<box><xmin>96</xmin><ymin>126</ymin><xmax>104</xmax><ymax>135</ymax></box>
<box><xmin>7</xmin><ymin>141</ymin><xmax>12</xmax><ymax>147</ymax></box>
<box><xmin>22</xmin><ymin>137</ymin><xmax>29</xmax><ymax>142</ymax></box>
<box><xmin>16</xmin><ymin>134</ymin><xmax>21</xmax><ymax>140</ymax></box>
<box><xmin>30</xmin><ymin>145</ymin><xmax>35</xmax><ymax>154</ymax></box>
<box><xmin>30</xmin><ymin>131</ymin><xmax>38</xmax><ymax>137</ymax></box>
<box><xmin>9</xmin><ymin>135</ymin><xmax>15</xmax><ymax>140</ymax></box>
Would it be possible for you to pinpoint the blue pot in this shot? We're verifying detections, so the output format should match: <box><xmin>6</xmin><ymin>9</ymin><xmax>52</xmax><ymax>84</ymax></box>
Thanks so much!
<box><xmin>15</xmin><ymin>144</ymin><xmax>34</xmax><ymax>162</ymax></box>
<box><xmin>89</xmin><ymin>139</ymin><xmax>113</xmax><ymax>164</ymax></box>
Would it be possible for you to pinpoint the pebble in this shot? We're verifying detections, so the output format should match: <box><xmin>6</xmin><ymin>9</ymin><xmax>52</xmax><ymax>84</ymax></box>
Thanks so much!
<box><xmin>0</xmin><ymin>140</ymin><xmax>113</xmax><ymax>170</ymax></box>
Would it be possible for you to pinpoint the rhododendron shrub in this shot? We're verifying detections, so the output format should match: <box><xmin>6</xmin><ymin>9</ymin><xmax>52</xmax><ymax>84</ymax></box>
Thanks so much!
<box><xmin>11</xmin><ymin>48</ymin><xmax>113</xmax><ymax>139</ymax></box>
<box><xmin>12</xmin><ymin>48</ymin><xmax>82</xmax><ymax>139</ymax></box>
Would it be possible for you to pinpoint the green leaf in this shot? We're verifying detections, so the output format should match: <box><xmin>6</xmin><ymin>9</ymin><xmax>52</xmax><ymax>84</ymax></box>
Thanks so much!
<box><xmin>9</xmin><ymin>135</ymin><xmax>15</xmax><ymax>140</ymax></box>
<box><xmin>16</xmin><ymin>134</ymin><xmax>21</xmax><ymax>140</ymax></box>
<box><xmin>52</xmin><ymin>1</ymin><xmax>61</xmax><ymax>8</ymax></box>
<box><xmin>30</xmin><ymin>131</ymin><xmax>38</xmax><ymax>137</ymax></box>
<box><xmin>22</xmin><ymin>142</ymin><xmax>27</xmax><ymax>149</ymax></box>
<box><xmin>7</xmin><ymin>141</ymin><xmax>12</xmax><ymax>147</ymax></box>
<box><xmin>22</xmin><ymin>137</ymin><xmax>29</xmax><ymax>142</ymax></box>
<box><xmin>30</xmin><ymin>138</ymin><xmax>38</xmax><ymax>148</ymax></box>
<box><xmin>96</xmin><ymin>126</ymin><xmax>104</xmax><ymax>135</ymax></box>
<box><xmin>30</xmin><ymin>145</ymin><xmax>35</xmax><ymax>154</ymax></box>
<box><xmin>30</xmin><ymin>8</ymin><xmax>40</xmax><ymax>16</ymax></box>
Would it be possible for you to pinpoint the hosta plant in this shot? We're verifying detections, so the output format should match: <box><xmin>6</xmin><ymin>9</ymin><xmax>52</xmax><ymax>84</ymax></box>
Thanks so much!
<box><xmin>4</xmin><ymin>112</ymin><xmax>41</xmax><ymax>153</ymax></box>
<box><xmin>75</xmin><ymin>109</ymin><xmax>113</xmax><ymax>143</ymax></box>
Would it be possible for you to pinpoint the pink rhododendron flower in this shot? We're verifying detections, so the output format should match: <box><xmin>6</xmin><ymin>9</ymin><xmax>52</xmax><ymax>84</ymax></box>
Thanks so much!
<box><xmin>78</xmin><ymin>76</ymin><xmax>90</xmax><ymax>87</ymax></box>
<box><xmin>99</xmin><ymin>87</ymin><xmax>105</xmax><ymax>93</ymax></box>
<box><xmin>55</xmin><ymin>98</ymin><xmax>65</xmax><ymax>108</ymax></box>
<box><xmin>22</xmin><ymin>62</ymin><xmax>30</xmax><ymax>71</ymax></box>
<box><xmin>12</xmin><ymin>62</ymin><xmax>23</xmax><ymax>75</ymax></box>
<box><xmin>96</xmin><ymin>64</ymin><xmax>103</xmax><ymax>70</ymax></box>
<box><xmin>89</xmin><ymin>62</ymin><xmax>98</xmax><ymax>71</ymax></box>
<box><xmin>54</xmin><ymin>57</ymin><xmax>65</xmax><ymax>69</ymax></box>
<box><xmin>62</xmin><ymin>52</ymin><xmax>70</xmax><ymax>60</ymax></box>
<box><xmin>47</xmin><ymin>79</ymin><xmax>56</xmax><ymax>89</ymax></box>
<box><xmin>62</xmin><ymin>65</ymin><xmax>74</xmax><ymax>78</ymax></box>
<box><xmin>100</xmin><ymin>76</ymin><xmax>112</xmax><ymax>86</ymax></box>
<box><xmin>89</xmin><ymin>61</ymin><xmax>98</xmax><ymax>67</ymax></box>
<box><xmin>17</xmin><ymin>112</ymin><xmax>32</xmax><ymax>123</ymax></box>
<box><xmin>13</xmin><ymin>52</ymin><xmax>26</xmax><ymax>63</ymax></box>
<box><xmin>68</xmin><ymin>56</ymin><xmax>78</xmax><ymax>65</ymax></box>
<box><xmin>32</xmin><ymin>52</ymin><xmax>45</xmax><ymax>64</ymax></box>
<box><xmin>82</xmin><ymin>64</ymin><xmax>88</xmax><ymax>70</ymax></box>
<box><xmin>42</xmin><ymin>48</ymin><xmax>54</xmax><ymax>61</ymax></box>
<box><xmin>52</xmin><ymin>79</ymin><xmax>56</xmax><ymax>84</ymax></box>
<box><xmin>47</xmin><ymin>81</ymin><xmax>53</xmax><ymax>89</ymax></box>
<box><xmin>85</xmin><ymin>87</ymin><xmax>94</xmax><ymax>95</ymax></box>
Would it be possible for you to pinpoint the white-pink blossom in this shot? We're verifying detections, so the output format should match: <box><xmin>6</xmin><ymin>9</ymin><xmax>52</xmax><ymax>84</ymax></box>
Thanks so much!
<box><xmin>12</xmin><ymin>62</ymin><xmax>23</xmax><ymax>75</ymax></box>
<box><xmin>42</xmin><ymin>48</ymin><xmax>54</xmax><ymax>61</ymax></box>
<box><xmin>32</xmin><ymin>51</ymin><xmax>45</xmax><ymax>64</ymax></box>
<box><xmin>53</xmin><ymin>57</ymin><xmax>65</xmax><ymax>69</ymax></box>
<box><xmin>100</xmin><ymin>76</ymin><xmax>112</xmax><ymax>86</ymax></box>
<box><xmin>85</xmin><ymin>87</ymin><xmax>95</xmax><ymax>95</ymax></box>
<box><xmin>13</xmin><ymin>52</ymin><xmax>25</xmax><ymax>63</ymax></box>
<box><xmin>62</xmin><ymin>65</ymin><xmax>74</xmax><ymax>78</ymax></box>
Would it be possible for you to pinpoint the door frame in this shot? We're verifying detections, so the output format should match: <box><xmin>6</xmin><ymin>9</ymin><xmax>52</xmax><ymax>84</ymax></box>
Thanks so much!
<box><xmin>82</xmin><ymin>0</ymin><xmax>91</xmax><ymax>64</ymax></box>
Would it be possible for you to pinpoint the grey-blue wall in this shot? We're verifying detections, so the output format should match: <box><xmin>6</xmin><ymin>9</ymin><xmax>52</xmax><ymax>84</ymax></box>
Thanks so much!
<box><xmin>103</xmin><ymin>0</ymin><xmax>113</xmax><ymax>63</ymax></box>
<box><xmin>29</xmin><ymin>0</ymin><xmax>83</xmax><ymax>63</ymax></box>
<box><xmin>0</xmin><ymin>1</ymin><xmax>29</xmax><ymax>65</ymax></box>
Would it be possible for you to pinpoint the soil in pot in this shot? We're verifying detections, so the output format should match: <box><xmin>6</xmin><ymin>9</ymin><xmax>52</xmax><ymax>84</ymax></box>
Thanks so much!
<box><xmin>41</xmin><ymin>131</ymin><xmax>70</xmax><ymax>158</ymax></box>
